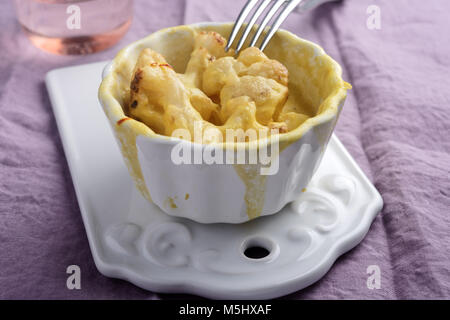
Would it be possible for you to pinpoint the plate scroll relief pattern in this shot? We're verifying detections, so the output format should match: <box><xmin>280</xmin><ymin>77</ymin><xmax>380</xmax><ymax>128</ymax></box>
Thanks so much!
<box><xmin>103</xmin><ymin>173</ymin><xmax>357</xmax><ymax>275</ymax></box>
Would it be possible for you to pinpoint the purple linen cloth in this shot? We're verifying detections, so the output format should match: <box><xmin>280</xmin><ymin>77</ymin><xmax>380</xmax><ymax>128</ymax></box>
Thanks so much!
<box><xmin>0</xmin><ymin>0</ymin><xmax>449</xmax><ymax>299</ymax></box>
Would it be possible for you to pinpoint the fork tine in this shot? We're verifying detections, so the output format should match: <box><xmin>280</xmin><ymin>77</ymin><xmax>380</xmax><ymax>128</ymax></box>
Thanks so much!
<box><xmin>235</xmin><ymin>0</ymin><xmax>272</xmax><ymax>54</ymax></box>
<box><xmin>259</xmin><ymin>0</ymin><xmax>303</xmax><ymax>51</ymax></box>
<box><xmin>225</xmin><ymin>0</ymin><xmax>260</xmax><ymax>52</ymax></box>
<box><xmin>248</xmin><ymin>0</ymin><xmax>286</xmax><ymax>48</ymax></box>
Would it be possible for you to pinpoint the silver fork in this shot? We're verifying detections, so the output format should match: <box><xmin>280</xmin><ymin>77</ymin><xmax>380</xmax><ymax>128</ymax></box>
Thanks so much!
<box><xmin>226</xmin><ymin>0</ymin><xmax>340</xmax><ymax>54</ymax></box>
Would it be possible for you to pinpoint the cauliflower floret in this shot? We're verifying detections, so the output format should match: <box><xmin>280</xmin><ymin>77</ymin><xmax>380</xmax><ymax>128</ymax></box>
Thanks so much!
<box><xmin>183</xmin><ymin>47</ymin><xmax>215</xmax><ymax>89</ymax></box>
<box><xmin>241</xmin><ymin>60</ymin><xmax>288</xmax><ymax>86</ymax></box>
<box><xmin>132</xmin><ymin>48</ymin><xmax>167</xmax><ymax>70</ymax></box>
<box><xmin>194</xmin><ymin>31</ymin><xmax>233</xmax><ymax>59</ymax></box>
<box><xmin>202</xmin><ymin>57</ymin><xmax>245</xmax><ymax>97</ymax></box>
<box><xmin>222</xmin><ymin>97</ymin><xmax>270</xmax><ymax>141</ymax></box>
<box><xmin>237</xmin><ymin>47</ymin><xmax>288</xmax><ymax>86</ymax></box>
<box><xmin>237</xmin><ymin>47</ymin><xmax>268</xmax><ymax>66</ymax></box>
<box><xmin>179</xmin><ymin>31</ymin><xmax>233</xmax><ymax>89</ymax></box>
<box><xmin>129</xmin><ymin>49</ymin><xmax>204</xmax><ymax>136</ymax></box>
<box><xmin>220</xmin><ymin>75</ymin><xmax>288</xmax><ymax>125</ymax></box>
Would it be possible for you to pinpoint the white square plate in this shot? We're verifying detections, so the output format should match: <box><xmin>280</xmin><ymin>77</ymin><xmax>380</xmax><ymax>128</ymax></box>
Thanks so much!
<box><xmin>46</xmin><ymin>61</ymin><xmax>383</xmax><ymax>299</ymax></box>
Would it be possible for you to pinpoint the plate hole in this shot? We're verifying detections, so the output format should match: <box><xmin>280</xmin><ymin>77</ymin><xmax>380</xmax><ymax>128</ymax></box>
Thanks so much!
<box><xmin>241</xmin><ymin>236</ymin><xmax>277</xmax><ymax>261</ymax></box>
<box><xmin>244</xmin><ymin>246</ymin><xmax>270</xmax><ymax>259</ymax></box>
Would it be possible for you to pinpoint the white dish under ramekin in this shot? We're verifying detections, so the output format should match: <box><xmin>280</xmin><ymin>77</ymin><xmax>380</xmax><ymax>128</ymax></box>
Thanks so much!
<box><xmin>98</xmin><ymin>22</ymin><xmax>350</xmax><ymax>224</ymax></box>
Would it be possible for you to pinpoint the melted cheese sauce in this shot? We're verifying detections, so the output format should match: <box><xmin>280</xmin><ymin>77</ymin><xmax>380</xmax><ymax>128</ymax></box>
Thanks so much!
<box><xmin>126</xmin><ymin>31</ymin><xmax>310</xmax><ymax>143</ymax></box>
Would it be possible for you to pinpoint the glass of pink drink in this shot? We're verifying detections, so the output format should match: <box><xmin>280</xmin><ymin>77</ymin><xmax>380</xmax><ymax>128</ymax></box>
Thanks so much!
<box><xmin>14</xmin><ymin>0</ymin><xmax>133</xmax><ymax>55</ymax></box>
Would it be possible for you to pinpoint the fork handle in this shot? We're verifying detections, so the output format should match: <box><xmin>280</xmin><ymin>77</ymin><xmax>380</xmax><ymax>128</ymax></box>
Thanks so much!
<box><xmin>296</xmin><ymin>0</ymin><xmax>341</xmax><ymax>12</ymax></box>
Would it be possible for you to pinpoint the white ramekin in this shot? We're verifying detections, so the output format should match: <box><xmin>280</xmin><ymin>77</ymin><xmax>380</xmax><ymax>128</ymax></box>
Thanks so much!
<box><xmin>98</xmin><ymin>22</ymin><xmax>350</xmax><ymax>224</ymax></box>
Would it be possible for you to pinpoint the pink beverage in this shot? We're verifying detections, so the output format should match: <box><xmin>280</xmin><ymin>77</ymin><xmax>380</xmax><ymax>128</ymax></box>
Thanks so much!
<box><xmin>13</xmin><ymin>0</ymin><xmax>133</xmax><ymax>55</ymax></box>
